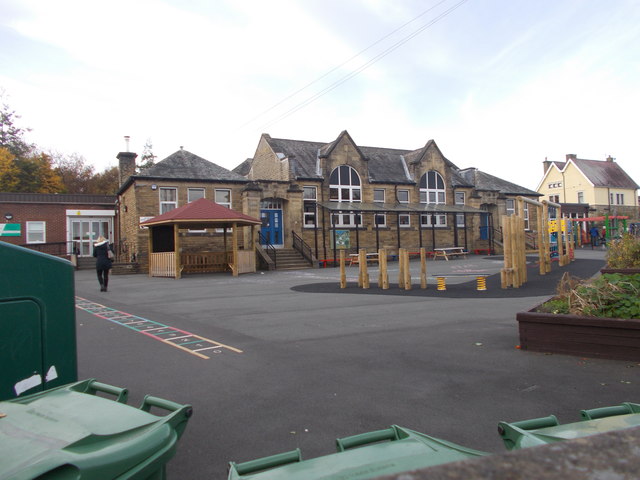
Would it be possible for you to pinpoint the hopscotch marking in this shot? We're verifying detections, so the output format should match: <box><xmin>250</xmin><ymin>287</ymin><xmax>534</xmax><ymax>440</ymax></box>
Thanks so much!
<box><xmin>75</xmin><ymin>296</ymin><xmax>242</xmax><ymax>359</ymax></box>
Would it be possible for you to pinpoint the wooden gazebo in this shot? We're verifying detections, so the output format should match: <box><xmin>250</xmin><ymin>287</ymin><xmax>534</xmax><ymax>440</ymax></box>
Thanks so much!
<box><xmin>140</xmin><ymin>198</ymin><xmax>261</xmax><ymax>278</ymax></box>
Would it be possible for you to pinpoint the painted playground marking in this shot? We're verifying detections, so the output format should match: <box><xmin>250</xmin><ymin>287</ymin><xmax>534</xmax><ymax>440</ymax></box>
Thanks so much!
<box><xmin>75</xmin><ymin>296</ymin><xmax>243</xmax><ymax>359</ymax></box>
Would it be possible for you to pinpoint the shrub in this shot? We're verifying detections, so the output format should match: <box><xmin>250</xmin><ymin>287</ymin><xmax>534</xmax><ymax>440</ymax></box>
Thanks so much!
<box><xmin>606</xmin><ymin>233</ymin><xmax>640</xmax><ymax>268</ymax></box>
<box><xmin>538</xmin><ymin>272</ymin><xmax>640</xmax><ymax>319</ymax></box>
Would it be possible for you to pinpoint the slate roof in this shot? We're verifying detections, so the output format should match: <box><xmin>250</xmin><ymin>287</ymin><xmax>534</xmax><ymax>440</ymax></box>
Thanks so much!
<box><xmin>232</xmin><ymin>158</ymin><xmax>253</xmax><ymax>177</ymax></box>
<box><xmin>459</xmin><ymin>168</ymin><xmax>541</xmax><ymax>196</ymax></box>
<box><xmin>573</xmin><ymin>158</ymin><xmax>639</xmax><ymax>189</ymax></box>
<box><xmin>140</xmin><ymin>197</ymin><xmax>260</xmax><ymax>227</ymax></box>
<box><xmin>138</xmin><ymin>149</ymin><xmax>247</xmax><ymax>182</ymax></box>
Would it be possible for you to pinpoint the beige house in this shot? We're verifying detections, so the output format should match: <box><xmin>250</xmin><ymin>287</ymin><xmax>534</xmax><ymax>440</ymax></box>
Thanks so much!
<box><xmin>537</xmin><ymin>154</ymin><xmax>639</xmax><ymax>221</ymax></box>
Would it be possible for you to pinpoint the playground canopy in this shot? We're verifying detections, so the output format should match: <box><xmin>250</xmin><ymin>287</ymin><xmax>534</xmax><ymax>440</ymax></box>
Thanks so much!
<box><xmin>140</xmin><ymin>198</ymin><xmax>261</xmax><ymax>278</ymax></box>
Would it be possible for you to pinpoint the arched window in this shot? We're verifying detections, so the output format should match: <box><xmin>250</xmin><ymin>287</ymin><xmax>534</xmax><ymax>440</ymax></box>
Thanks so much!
<box><xmin>329</xmin><ymin>165</ymin><xmax>361</xmax><ymax>226</ymax></box>
<box><xmin>420</xmin><ymin>171</ymin><xmax>447</xmax><ymax>227</ymax></box>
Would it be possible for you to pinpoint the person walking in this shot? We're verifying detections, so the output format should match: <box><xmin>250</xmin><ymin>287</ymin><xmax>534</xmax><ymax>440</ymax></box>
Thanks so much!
<box><xmin>93</xmin><ymin>235</ymin><xmax>113</xmax><ymax>292</ymax></box>
<box><xmin>589</xmin><ymin>225</ymin><xmax>599</xmax><ymax>249</ymax></box>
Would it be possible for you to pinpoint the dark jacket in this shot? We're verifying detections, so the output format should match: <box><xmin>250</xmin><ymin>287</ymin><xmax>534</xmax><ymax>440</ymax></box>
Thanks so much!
<box><xmin>93</xmin><ymin>240</ymin><xmax>113</xmax><ymax>270</ymax></box>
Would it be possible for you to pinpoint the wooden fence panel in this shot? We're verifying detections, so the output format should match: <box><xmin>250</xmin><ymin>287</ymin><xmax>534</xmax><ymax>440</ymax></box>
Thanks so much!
<box><xmin>150</xmin><ymin>252</ymin><xmax>176</xmax><ymax>278</ymax></box>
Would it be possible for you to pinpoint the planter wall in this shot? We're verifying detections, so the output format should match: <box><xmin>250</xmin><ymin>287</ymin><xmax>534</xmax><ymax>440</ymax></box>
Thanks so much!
<box><xmin>600</xmin><ymin>268</ymin><xmax>640</xmax><ymax>275</ymax></box>
<box><xmin>517</xmin><ymin>307</ymin><xmax>640</xmax><ymax>361</ymax></box>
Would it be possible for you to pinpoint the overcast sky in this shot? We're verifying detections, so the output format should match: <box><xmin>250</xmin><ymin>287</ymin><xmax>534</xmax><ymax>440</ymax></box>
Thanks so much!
<box><xmin>1</xmin><ymin>0</ymin><xmax>639</xmax><ymax>191</ymax></box>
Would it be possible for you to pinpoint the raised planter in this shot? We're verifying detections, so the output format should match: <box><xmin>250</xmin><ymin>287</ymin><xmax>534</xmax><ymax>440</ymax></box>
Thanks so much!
<box><xmin>517</xmin><ymin>306</ymin><xmax>640</xmax><ymax>361</ymax></box>
<box><xmin>600</xmin><ymin>268</ymin><xmax>640</xmax><ymax>275</ymax></box>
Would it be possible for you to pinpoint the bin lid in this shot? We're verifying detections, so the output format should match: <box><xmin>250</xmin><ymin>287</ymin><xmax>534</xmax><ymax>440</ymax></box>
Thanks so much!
<box><xmin>229</xmin><ymin>426</ymin><xmax>486</xmax><ymax>480</ymax></box>
<box><xmin>0</xmin><ymin>380</ymin><xmax>190</xmax><ymax>480</ymax></box>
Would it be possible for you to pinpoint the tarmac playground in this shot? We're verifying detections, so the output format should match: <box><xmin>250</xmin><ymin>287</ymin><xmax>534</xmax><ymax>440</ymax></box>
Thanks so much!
<box><xmin>72</xmin><ymin>247</ymin><xmax>639</xmax><ymax>478</ymax></box>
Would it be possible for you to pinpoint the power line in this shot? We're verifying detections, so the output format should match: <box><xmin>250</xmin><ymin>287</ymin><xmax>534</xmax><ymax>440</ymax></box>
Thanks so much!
<box><xmin>259</xmin><ymin>0</ymin><xmax>470</xmax><ymax>131</ymax></box>
<box><xmin>237</xmin><ymin>0</ymin><xmax>457</xmax><ymax>130</ymax></box>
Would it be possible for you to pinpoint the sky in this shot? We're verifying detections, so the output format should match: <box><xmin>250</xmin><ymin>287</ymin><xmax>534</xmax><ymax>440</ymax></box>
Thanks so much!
<box><xmin>1</xmin><ymin>0</ymin><xmax>639</xmax><ymax>191</ymax></box>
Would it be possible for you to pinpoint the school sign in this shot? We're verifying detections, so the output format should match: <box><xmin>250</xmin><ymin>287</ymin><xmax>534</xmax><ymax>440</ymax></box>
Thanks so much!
<box><xmin>0</xmin><ymin>224</ymin><xmax>21</xmax><ymax>236</ymax></box>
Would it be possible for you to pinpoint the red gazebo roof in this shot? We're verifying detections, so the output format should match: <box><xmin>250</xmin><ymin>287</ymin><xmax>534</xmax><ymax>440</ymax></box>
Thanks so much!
<box><xmin>140</xmin><ymin>198</ymin><xmax>260</xmax><ymax>227</ymax></box>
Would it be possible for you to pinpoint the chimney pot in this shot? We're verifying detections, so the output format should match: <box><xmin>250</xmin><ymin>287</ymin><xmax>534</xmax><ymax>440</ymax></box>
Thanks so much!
<box><xmin>606</xmin><ymin>155</ymin><xmax>614</xmax><ymax>162</ymax></box>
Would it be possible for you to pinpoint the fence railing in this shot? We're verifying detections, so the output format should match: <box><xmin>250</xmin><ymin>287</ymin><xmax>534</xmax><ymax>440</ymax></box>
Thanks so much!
<box><xmin>19</xmin><ymin>241</ymin><xmax>79</xmax><ymax>257</ymax></box>
<box><xmin>258</xmin><ymin>232</ymin><xmax>277</xmax><ymax>269</ymax></box>
<box><xmin>292</xmin><ymin>230</ymin><xmax>314</xmax><ymax>266</ymax></box>
<box><xmin>149</xmin><ymin>252</ymin><xmax>176</xmax><ymax>277</ymax></box>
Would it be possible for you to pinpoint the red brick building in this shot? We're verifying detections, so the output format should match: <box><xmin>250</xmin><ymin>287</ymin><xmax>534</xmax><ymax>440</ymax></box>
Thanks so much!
<box><xmin>0</xmin><ymin>193</ymin><xmax>116</xmax><ymax>258</ymax></box>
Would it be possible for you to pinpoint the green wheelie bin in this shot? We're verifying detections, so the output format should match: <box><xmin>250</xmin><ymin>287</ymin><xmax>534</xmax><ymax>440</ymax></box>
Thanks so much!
<box><xmin>228</xmin><ymin>425</ymin><xmax>487</xmax><ymax>479</ymax></box>
<box><xmin>0</xmin><ymin>378</ymin><xmax>192</xmax><ymax>479</ymax></box>
<box><xmin>498</xmin><ymin>402</ymin><xmax>640</xmax><ymax>450</ymax></box>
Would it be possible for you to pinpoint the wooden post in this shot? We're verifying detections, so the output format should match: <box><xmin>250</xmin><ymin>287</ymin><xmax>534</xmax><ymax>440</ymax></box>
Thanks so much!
<box><xmin>403</xmin><ymin>249</ymin><xmax>411</xmax><ymax>291</ymax></box>
<box><xmin>501</xmin><ymin>215</ymin><xmax>512</xmax><ymax>288</ymax></box>
<box><xmin>536</xmin><ymin>203</ymin><xmax>545</xmax><ymax>275</ymax></box>
<box><xmin>542</xmin><ymin>202</ymin><xmax>551</xmax><ymax>273</ymax></box>
<box><xmin>378</xmin><ymin>248</ymin><xmax>389</xmax><ymax>289</ymax></box>
<box><xmin>360</xmin><ymin>249</ymin><xmax>370</xmax><ymax>289</ymax></box>
<box><xmin>232</xmin><ymin>222</ymin><xmax>239</xmax><ymax>276</ymax></box>
<box><xmin>148</xmin><ymin>226</ymin><xmax>154</xmax><ymax>277</ymax></box>
<box><xmin>339</xmin><ymin>249</ymin><xmax>346</xmax><ymax>288</ymax></box>
<box><xmin>420</xmin><ymin>247</ymin><xmax>427</xmax><ymax>289</ymax></box>
<box><xmin>398</xmin><ymin>248</ymin><xmax>405</xmax><ymax>289</ymax></box>
<box><xmin>519</xmin><ymin>215</ymin><xmax>527</xmax><ymax>285</ymax></box>
<box><xmin>174</xmin><ymin>224</ymin><xmax>181</xmax><ymax>279</ymax></box>
<box><xmin>557</xmin><ymin>217</ymin><xmax>565</xmax><ymax>267</ymax></box>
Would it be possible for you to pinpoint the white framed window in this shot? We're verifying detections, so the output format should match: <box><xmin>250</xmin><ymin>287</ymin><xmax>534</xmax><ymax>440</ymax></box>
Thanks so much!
<box><xmin>159</xmin><ymin>187</ymin><xmax>177</xmax><ymax>214</ymax></box>
<box><xmin>506</xmin><ymin>199</ymin><xmax>515</xmax><ymax>216</ymax></box>
<box><xmin>397</xmin><ymin>189</ymin><xmax>410</xmax><ymax>203</ymax></box>
<box><xmin>188</xmin><ymin>188</ymin><xmax>205</xmax><ymax>203</ymax></box>
<box><xmin>329</xmin><ymin>165</ymin><xmax>362</xmax><ymax>227</ymax></box>
<box><xmin>455</xmin><ymin>191</ymin><xmax>465</xmax><ymax>227</ymax></box>
<box><xmin>399</xmin><ymin>214</ymin><xmax>411</xmax><ymax>227</ymax></box>
<box><xmin>373</xmin><ymin>189</ymin><xmax>386</xmax><ymax>227</ymax></box>
<box><xmin>215</xmin><ymin>189</ymin><xmax>231</xmax><ymax>208</ymax></box>
<box><xmin>303</xmin><ymin>186</ymin><xmax>317</xmax><ymax>227</ymax></box>
<box><xmin>613</xmin><ymin>193</ymin><xmax>625</xmax><ymax>205</ymax></box>
<box><xmin>26</xmin><ymin>221</ymin><xmax>46</xmax><ymax>244</ymax></box>
<box><xmin>420</xmin><ymin>171</ymin><xmax>446</xmax><ymax>226</ymax></box>
<box><xmin>577</xmin><ymin>191</ymin><xmax>585</xmax><ymax>204</ymax></box>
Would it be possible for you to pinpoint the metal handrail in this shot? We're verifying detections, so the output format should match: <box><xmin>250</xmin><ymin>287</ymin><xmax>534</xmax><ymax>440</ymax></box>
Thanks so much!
<box><xmin>258</xmin><ymin>232</ymin><xmax>277</xmax><ymax>269</ymax></box>
<box><xmin>291</xmin><ymin>230</ymin><xmax>314</xmax><ymax>266</ymax></box>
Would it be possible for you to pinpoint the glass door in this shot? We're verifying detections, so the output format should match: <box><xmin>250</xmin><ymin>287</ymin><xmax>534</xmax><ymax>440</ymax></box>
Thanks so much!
<box><xmin>71</xmin><ymin>219</ymin><xmax>112</xmax><ymax>256</ymax></box>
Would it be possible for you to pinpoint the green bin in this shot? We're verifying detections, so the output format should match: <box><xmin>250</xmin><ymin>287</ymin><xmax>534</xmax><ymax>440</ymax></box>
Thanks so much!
<box><xmin>498</xmin><ymin>402</ymin><xmax>640</xmax><ymax>450</ymax></box>
<box><xmin>0</xmin><ymin>378</ymin><xmax>192</xmax><ymax>479</ymax></box>
<box><xmin>228</xmin><ymin>425</ymin><xmax>487</xmax><ymax>479</ymax></box>
<box><xmin>0</xmin><ymin>242</ymin><xmax>77</xmax><ymax>400</ymax></box>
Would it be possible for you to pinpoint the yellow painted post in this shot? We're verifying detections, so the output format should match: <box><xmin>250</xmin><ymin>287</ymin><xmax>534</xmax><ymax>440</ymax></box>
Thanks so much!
<box><xmin>360</xmin><ymin>249</ymin><xmax>370</xmax><ymax>289</ymax></box>
<box><xmin>403</xmin><ymin>249</ymin><xmax>411</xmax><ymax>291</ymax></box>
<box><xmin>398</xmin><ymin>248</ymin><xmax>405</xmax><ymax>289</ymax></box>
<box><xmin>340</xmin><ymin>250</ymin><xmax>346</xmax><ymax>288</ymax></box>
<box><xmin>420</xmin><ymin>247</ymin><xmax>427</xmax><ymax>289</ymax></box>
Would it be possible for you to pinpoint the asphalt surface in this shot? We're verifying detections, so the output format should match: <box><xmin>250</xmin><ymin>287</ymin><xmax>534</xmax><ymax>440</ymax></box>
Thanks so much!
<box><xmin>73</xmin><ymin>247</ymin><xmax>640</xmax><ymax>479</ymax></box>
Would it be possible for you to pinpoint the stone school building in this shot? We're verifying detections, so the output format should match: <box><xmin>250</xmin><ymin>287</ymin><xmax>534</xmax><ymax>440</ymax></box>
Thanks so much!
<box><xmin>117</xmin><ymin>131</ymin><xmax>541</xmax><ymax>269</ymax></box>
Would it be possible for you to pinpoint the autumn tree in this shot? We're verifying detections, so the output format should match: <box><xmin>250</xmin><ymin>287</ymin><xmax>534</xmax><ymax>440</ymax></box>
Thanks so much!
<box><xmin>89</xmin><ymin>166</ymin><xmax>120</xmax><ymax>194</ymax></box>
<box><xmin>52</xmin><ymin>152</ymin><xmax>95</xmax><ymax>193</ymax></box>
<box><xmin>0</xmin><ymin>90</ymin><xmax>34</xmax><ymax>158</ymax></box>
<box><xmin>13</xmin><ymin>153</ymin><xmax>64</xmax><ymax>193</ymax></box>
<box><xmin>0</xmin><ymin>147</ymin><xmax>20</xmax><ymax>191</ymax></box>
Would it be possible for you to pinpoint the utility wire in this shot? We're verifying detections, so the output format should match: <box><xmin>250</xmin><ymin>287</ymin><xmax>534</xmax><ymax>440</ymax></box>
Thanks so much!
<box><xmin>259</xmin><ymin>0</ymin><xmax>470</xmax><ymax>131</ymax></box>
<box><xmin>237</xmin><ymin>0</ymin><xmax>455</xmax><ymax>130</ymax></box>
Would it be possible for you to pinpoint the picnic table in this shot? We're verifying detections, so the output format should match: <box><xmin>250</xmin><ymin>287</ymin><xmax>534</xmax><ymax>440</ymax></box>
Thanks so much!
<box><xmin>433</xmin><ymin>247</ymin><xmax>467</xmax><ymax>261</ymax></box>
<box><xmin>349</xmin><ymin>252</ymin><xmax>379</xmax><ymax>266</ymax></box>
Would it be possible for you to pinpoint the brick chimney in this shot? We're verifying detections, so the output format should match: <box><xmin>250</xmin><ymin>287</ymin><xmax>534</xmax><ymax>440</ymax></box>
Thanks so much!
<box><xmin>542</xmin><ymin>157</ymin><xmax>552</xmax><ymax>174</ymax></box>
<box><xmin>565</xmin><ymin>154</ymin><xmax>577</xmax><ymax>161</ymax></box>
<box><xmin>117</xmin><ymin>151</ymin><xmax>138</xmax><ymax>187</ymax></box>
<box><xmin>606</xmin><ymin>155</ymin><xmax>614</xmax><ymax>162</ymax></box>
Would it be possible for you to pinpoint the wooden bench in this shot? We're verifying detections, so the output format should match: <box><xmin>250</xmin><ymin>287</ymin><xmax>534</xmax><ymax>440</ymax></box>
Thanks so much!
<box><xmin>349</xmin><ymin>253</ymin><xmax>379</xmax><ymax>266</ymax></box>
<box><xmin>433</xmin><ymin>247</ymin><xmax>468</xmax><ymax>261</ymax></box>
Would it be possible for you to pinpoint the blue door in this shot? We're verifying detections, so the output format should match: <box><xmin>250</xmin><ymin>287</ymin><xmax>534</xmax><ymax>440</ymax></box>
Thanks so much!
<box><xmin>260</xmin><ymin>210</ymin><xmax>283</xmax><ymax>246</ymax></box>
<box><xmin>479</xmin><ymin>213</ymin><xmax>490</xmax><ymax>240</ymax></box>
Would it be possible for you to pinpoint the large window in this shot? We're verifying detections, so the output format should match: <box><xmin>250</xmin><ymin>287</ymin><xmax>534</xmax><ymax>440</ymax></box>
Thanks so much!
<box><xmin>26</xmin><ymin>221</ymin><xmax>45</xmax><ymax>243</ymax></box>
<box><xmin>188</xmin><ymin>188</ymin><xmax>205</xmax><ymax>203</ymax></box>
<box><xmin>506</xmin><ymin>199</ymin><xmax>515</xmax><ymax>216</ymax></box>
<box><xmin>303</xmin><ymin>186</ymin><xmax>317</xmax><ymax>227</ymax></box>
<box><xmin>215</xmin><ymin>189</ymin><xmax>231</xmax><ymax>208</ymax></box>
<box><xmin>398</xmin><ymin>189</ymin><xmax>410</xmax><ymax>227</ymax></box>
<box><xmin>159</xmin><ymin>187</ymin><xmax>177</xmax><ymax>214</ymax></box>
<box><xmin>329</xmin><ymin>165</ymin><xmax>362</xmax><ymax>227</ymax></box>
<box><xmin>420</xmin><ymin>171</ymin><xmax>446</xmax><ymax>226</ymax></box>
<box><xmin>455</xmin><ymin>191</ymin><xmax>465</xmax><ymax>227</ymax></box>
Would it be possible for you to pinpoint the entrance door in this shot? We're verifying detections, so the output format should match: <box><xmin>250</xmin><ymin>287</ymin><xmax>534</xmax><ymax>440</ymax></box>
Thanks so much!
<box><xmin>260</xmin><ymin>210</ymin><xmax>283</xmax><ymax>246</ymax></box>
<box><xmin>71</xmin><ymin>219</ymin><xmax>111</xmax><ymax>256</ymax></box>
<box><xmin>479</xmin><ymin>213</ymin><xmax>490</xmax><ymax>240</ymax></box>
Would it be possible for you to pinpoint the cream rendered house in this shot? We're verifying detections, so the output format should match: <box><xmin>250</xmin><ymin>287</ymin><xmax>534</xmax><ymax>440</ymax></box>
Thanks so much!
<box><xmin>537</xmin><ymin>154</ymin><xmax>639</xmax><ymax>221</ymax></box>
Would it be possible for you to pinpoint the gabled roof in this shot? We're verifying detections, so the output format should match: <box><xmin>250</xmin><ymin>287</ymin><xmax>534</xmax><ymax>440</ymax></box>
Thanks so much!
<box><xmin>232</xmin><ymin>158</ymin><xmax>253</xmax><ymax>177</ymax></box>
<box><xmin>140</xmin><ymin>197</ymin><xmax>260</xmax><ymax>227</ymax></box>
<box><xmin>572</xmin><ymin>158</ymin><xmax>639</xmax><ymax>189</ymax></box>
<box><xmin>459</xmin><ymin>168</ymin><xmax>541</xmax><ymax>196</ymax></box>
